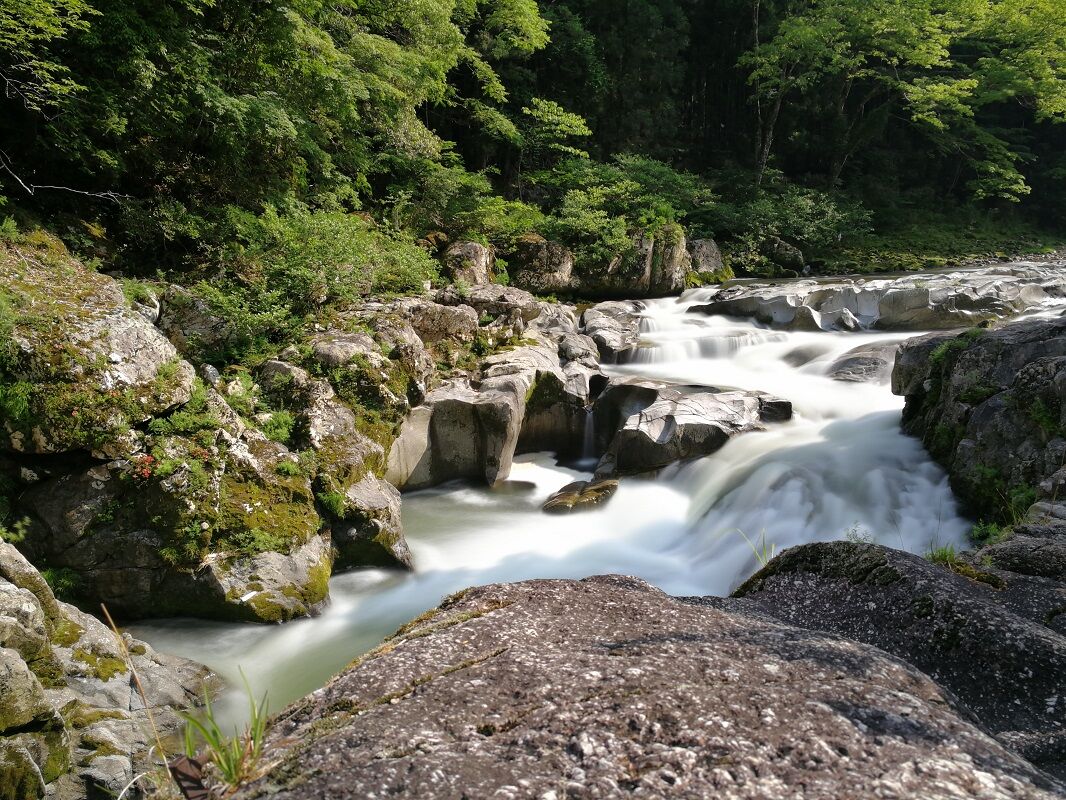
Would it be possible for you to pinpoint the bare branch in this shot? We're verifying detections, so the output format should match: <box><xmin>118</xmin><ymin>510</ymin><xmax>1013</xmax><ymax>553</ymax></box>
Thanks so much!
<box><xmin>0</xmin><ymin>150</ymin><xmax>128</xmax><ymax>203</ymax></box>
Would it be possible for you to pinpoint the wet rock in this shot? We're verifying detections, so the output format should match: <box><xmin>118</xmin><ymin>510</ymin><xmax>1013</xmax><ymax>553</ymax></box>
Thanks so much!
<box><xmin>233</xmin><ymin>575</ymin><xmax>1062</xmax><ymax>800</ymax></box>
<box><xmin>509</xmin><ymin>233</ymin><xmax>574</xmax><ymax>294</ymax></box>
<box><xmin>693</xmin><ymin>264</ymin><xmax>1066</xmax><ymax>331</ymax></box>
<box><xmin>542</xmin><ymin>479</ymin><xmax>619</xmax><ymax>514</ymax></box>
<box><xmin>893</xmin><ymin>316</ymin><xmax>1066</xmax><ymax>522</ymax></box>
<box><xmin>443</xmin><ymin>241</ymin><xmax>495</xmax><ymax>285</ymax></box>
<box><xmin>827</xmin><ymin>341</ymin><xmax>899</xmax><ymax>383</ymax></box>
<box><xmin>733</xmin><ymin>541</ymin><xmax>1066</xmax><ymax>778</ymax></box>
<box><xmin>0</xmin><ymin>252</ymin><xmax>195</xmax><ymax>455</ymax></box>
<box><xmin>593</xmin><ymin>379</ymin><xmax>791</xmax><ymax>476</ymax></box>
<box><xmin>581</xmin><ymin>301</ymin><xmax>643</xmax><ymax>363</ymax></box>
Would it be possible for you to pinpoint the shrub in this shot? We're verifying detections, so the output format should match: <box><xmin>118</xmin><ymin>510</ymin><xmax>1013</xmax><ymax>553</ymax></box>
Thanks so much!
<box><xmin>261</xmin><ymin>410</ymin><xmax>295</xmax><ymax>445</ymax></box>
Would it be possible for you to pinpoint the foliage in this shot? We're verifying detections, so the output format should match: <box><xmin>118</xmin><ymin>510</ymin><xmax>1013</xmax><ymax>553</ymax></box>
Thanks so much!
<box><xmin>181</xmin><ymin>671</ymin><xmax>269</xmax><ymax>792</ymax></box>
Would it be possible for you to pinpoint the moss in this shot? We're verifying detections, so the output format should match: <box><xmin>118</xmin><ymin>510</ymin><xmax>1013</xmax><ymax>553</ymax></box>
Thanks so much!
<box><xmin>524</xmin><ymin>372</ymin><xmax>568</xmax><ymax>413</ymax></box>
<box><xmin>49</xmin><ymin>616</ymin><xmax>84</xmax><ymax>648</ymax></box>
<box><xmin>67</xmin><ymin>704</ymin><xmax>127</xmax><ymax>729</ymax></box>
<box><xmin>72</xmin><ymin>648</ymin><xmax>129</xmax><ymax>681</ymax></box>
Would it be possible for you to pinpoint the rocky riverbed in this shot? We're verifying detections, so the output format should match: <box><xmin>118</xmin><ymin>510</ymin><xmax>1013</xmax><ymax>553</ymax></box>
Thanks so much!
<box><xmin>3</xmin><ymin>237</ymin><xmax>1066</xmax><ymax>798</ymax></box>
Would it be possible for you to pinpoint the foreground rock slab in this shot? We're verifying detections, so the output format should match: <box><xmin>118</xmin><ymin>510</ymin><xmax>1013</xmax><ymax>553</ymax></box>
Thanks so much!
<box><xmin>233</xmin><ymin>575</ymin><xmax>1060</xmax><ymax>800</ymax></box>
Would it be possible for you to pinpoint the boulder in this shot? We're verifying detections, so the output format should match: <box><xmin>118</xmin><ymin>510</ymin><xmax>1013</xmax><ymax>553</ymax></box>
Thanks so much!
<box><xmin>508</xmin><ymin>233</ymin><xmax>574</xmax><ymax>294</ymax></box>
<box><xmin>385</xmin><ymin>380</ymin><xmax>523</xmax><ymax>490</ymax></box>
<box><xmin>581</xmin><ymin>301</ymin><xmax>644</xmax><ymax>363</ymax></box>
<box><xmin>892</xmin><ymin>317</ymin><xmax>1066</xmax><ymax>522</ymax></box>
<box><xmin>0</xmin><ymin>545</ymin><xmax>212</xmax><ymax>799</ymax></box>
<box><xmin>687</xmin><ymin>237</ymin><xmax>734</xmax><ymax>284</ymax></box>
<box><xmin>826</xmin><ymin>341</ymin><xmax>899</xmax><ymax>383</ymax></box>
<box><xmin>389</xmin><ymin>298</ymin><xmax>479</xmax><ymax>345</ymax></box>
<box><xmin>594</xmin><ymin>381</ymin><xmax>792</xmax><ymax>476</ymax></box>
<box><xmin>232</xmin><ymin>575</ymin><xmax>1062</xmax><ymax>800</ymax></box>
<box><xmin>0</xmin><ymin>249</ymin><xmax>195</xmax><ymax>455</ymax></box>
<box><xmin>436</xmin><ymin>284</ymin><xmax>543</xmax><ymax>325</ymax></box>
<box><xmin>760</xmin><ymin>236</ymin><xmax>805</xmax><ymax>271</ymax></box>
<box><xmin>734</xmin><ymin>541</ymin><xmax>1066</xmax><ymax>778</ymax></box>
<box><xmin>325</xmin><ymin>474</ymin><xmax>411</xmax><ymax>570</ymax></box>
<box><xmin>573</xmin><ymin>225</ymin><xmax>691</xmax><ymax>298</ymax></box>
<box><xmin>157</xmin><ymin>284</ymin><xmax>232</xmax><ymax>359</ymax></box>
<box><xmin>443</xmin><ymin>241</ymin><xmax>495</xmax><ymax>286</ymax></box>
<box><xmin>692</xmin><ymin>264</ymin><xmax>1066</xmax><ymax>331</ymax></box>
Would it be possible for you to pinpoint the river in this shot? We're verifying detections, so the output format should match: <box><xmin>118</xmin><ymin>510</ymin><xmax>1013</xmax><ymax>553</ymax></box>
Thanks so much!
<box><xmin>132</xmin><ymin>285</ymin><xmax>974</xmax><ymax>724</ymax></box>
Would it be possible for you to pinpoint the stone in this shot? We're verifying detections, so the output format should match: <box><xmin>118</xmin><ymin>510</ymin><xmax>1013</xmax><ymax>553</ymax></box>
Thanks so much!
<box><xmin>687</xmin><ymin>238</ymin><xmax>733</xmax><ymax>283</ymax></box>
<box><xmin>760</xmin><ymin>236</ymin><xmax>805</xmax><ymax>271</ymax></box>
<box><xmin>573</xmin><ymin>226</ymin><xmax>691</xmax><ymax>298</ymax></box>
<box><xmin>390</xmin><ymin>298</ymin><xmax>479</xmax><ymax>345</ymax></box>
<box><xmin>827</xmin><ymin>341</ymin><xmax>899</xmax><ymax>383</ymax></box>
<box><xmin>733</xmin><ymin>541</ymin><xmax>1066</xmax><ymax>778</ymax></box>
<box><xmin>443</xmin><ymin>241</ymin><xmax>495</xmax><ymax>285</ymax></box>
<box><xmin>692</xmin><ymin>264</ymin><xmax>1066</xmax><ymax>331</ymax></box>
<box><xmin>542</xmin><ymin>479</ymin><xmax>619</xmax><ymax>514</ymax></box>
<box><xmin>592</xmin><ymin>379</ymin><xmax>792</xmax><ymax>475</ymax></box>
<box><xmin>327</xmin><ymin>474</ymin><xmax>412</xmax><ymax>570</ymax></box>
<box><xmin>232</xmin><ymin>575</ymin><xmax>1062</xmax><ymax>800</ymax></box>
<box><xmin>0</xmin><ymin>252</ymin><xmax>195</xmax><ymax>455</ymax></box>
<box><xmin>893</xmin><ymin>316</ymin><xmax>1066</xmax><ymax>522</ymax></box>
<box><xmin>436</xmin><ymin>284</ymin><xmax>543</xmax><ymax>325</ymax></box>
<box><xmin>508</xmin><ymin>233</ymin><xmax>574</xmax><ymax>294</ymax></box>
<box><xmin>581</xmin><ymin>301</ymin><xmax>644</xmax><ymax>363</ymax></box>
<box><xmin>0</xmin><ymin>647</ymin><xmax>50</xmax><ymax>733</ymax></box>
<box><xmin>157</xmin><ymin>284</ymin><xmax>233</xmax><ymax>359</ymax></box>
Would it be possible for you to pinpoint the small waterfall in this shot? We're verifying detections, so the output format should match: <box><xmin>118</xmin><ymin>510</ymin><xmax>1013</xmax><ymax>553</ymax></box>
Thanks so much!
<box><xmin>581</xmin><ymin>409</ymin><xmax>596</xmax><ymax>462</ymax></box>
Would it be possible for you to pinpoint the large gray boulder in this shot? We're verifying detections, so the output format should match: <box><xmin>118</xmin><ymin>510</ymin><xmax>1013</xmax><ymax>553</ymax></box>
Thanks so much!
<box><xmin>443</xmin><ymin>241</ymin><xmax>495</xmax><ymax>286</ymax></box>
<box><xmin>692</xmin><ymin>264</ymin><xmax>1066</xmax><ymax>331</ymax></box>
<box><xmin>593</xmin><ymin>379</ymin><xmax>792</xmax><ymax>476</ymax></box>
<box><xmin>509</xmin><ymin>233</ymin><xmax>574</xmax><ymax>294</ymax></box>
<box><xmin>687</xmin><ymin>237</ymin><xmax>734</xmax><ymax>283</ymax></box>
<box><xmin>573</xmin><ymin>225</ymin><xmax>691</xmax><ymax>298</ymax></box>
<box><xmin>231</xmin><ymin>575</ymin><xmax>1062</xmax><ymax>800</ymax></box>
<box><xmin>733</xmin><ymin>541</ymin><xmax>1066</xmax><ymax>779</ymax></box>
<box><xmin>580</xmin><ymin>301</ymin><xmax>644</xmax><ymax>363</ymax></box>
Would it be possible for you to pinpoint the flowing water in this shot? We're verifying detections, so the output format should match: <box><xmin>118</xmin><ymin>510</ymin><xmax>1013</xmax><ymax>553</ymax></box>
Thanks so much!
<box><xmin>132</xmin><ymin>286</ymin><xmax>976</xmax><ymax>724</ymax></box>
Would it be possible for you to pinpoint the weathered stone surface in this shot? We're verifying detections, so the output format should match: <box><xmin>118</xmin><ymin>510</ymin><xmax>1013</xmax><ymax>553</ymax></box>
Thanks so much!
<box><xmin>827</xmin><ymin>341</ymin><xmax>899</xmax><ymax>383</ymax></box>
<box><xmin>508</xmin><ymin>233</ymin><xmax>574</xmax><ymax>294</ymax></box>
<box><xmin>893</xmin><ymin>316</ymin><xmax>1066</xmax><ymax>522</ymax></box>
<box><xmin>581</xmin><ymin>301</ymin><xmax>643</xmax><ymax>363</ymax></box>
<box><xmin>234</xmin><ymin>575</ymin><xmax>1062</xmax><ymax>800</ymax></box>
<box><xmin>390</xmin><ymin>298</ymin><xmax>479</xmax><ymax>345</ymax></box>
<box><xmin>443</xmin><ymin>241</ymin><xmax>495</xmax><ymax>286</ymax></box>
<box><xmin>385</xmin><ymin>379</ymin><xmax>523</xmax><ymax>490</ymax></box>
<box><xmin>692</xmin><ymin>265</ymin><xmax>1066</xmax><ymax>331</ymax></box>
<box><xmin>0</xmin><ymin>547</ymin><xmax>212</xmax><ymax>800</ymax></box>
<box><xmin>760</xmin><ymin>236</ymin><xmax>805</xmax><ymax>272</ymax></box>
<box><xmin>592</xmin><ymin>379</ymin><xmax>791</xmax><ymax>476</ymax></box>
<box><xmin>327</xmin><ymin>474</ymin><xmax>411</xmax><ymax>570</ymax></box>
<box><xmin>157</xmin><ymin>284</ymin><xmax>232</xmax><ymax>359</ymax></box>
<box><xmin>436</xmin><ymin>284</ymin><xmax>543</xmax><ymax>326</ymax></box>
<box><xmin>733</xmin><ymin>541</ymin><xmax>1066</xmax><ymax>779</ymax></box>
<box><xmin>0</xmin><ymin>247</ymin><xmax>195</xmax><ymax>455</ymax></box>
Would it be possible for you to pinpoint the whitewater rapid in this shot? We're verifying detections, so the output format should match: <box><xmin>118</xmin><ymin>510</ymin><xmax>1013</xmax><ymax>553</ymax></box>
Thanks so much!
<box><xmin>132</xmin><ymin>288</ymin><xmax>973</xmax><ymax>723</ymax></box>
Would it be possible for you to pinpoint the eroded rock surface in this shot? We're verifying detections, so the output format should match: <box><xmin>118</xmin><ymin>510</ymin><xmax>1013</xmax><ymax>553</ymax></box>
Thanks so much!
<box><xmin>233</xmin><ymin>575</ymin><xmax>1062</xmax><ymax>800</ymax></box>
<box><xmin>691</xmin><ymin>265</ymin><xmax>1066</xmax><ymax>331</ymax></box>
<box><xmin>733</xmin><ymin>541</ymin><xmax>1066</xmax><ymax>778</ymax></box>
<box><xmin>0</xmin><ymin>542</ymin><xmax>212</xmax><ymax>800</ymax></box>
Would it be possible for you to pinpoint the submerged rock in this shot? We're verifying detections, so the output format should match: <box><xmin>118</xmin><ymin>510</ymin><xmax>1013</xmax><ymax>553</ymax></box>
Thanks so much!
<box><xmin>542</xmin><ymin>479</ymin><xmax>619</xmax><ymax>514</ymax></box>
<box><xmin>826</xmin><ymin>341</ymin><xmax>900</xmax><ymax>383</ymax></box>
<box><xmin>232</xmin><ymin>575</ymin><xmax>1061</xmax><ymax>800</ymax></box>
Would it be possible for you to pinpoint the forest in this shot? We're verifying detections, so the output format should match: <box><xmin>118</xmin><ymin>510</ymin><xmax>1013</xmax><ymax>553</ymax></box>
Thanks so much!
<box><xmin>2</xmin><ymin>0</ymin><xmax>1065</xmax><ymax>322</ymax></box>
